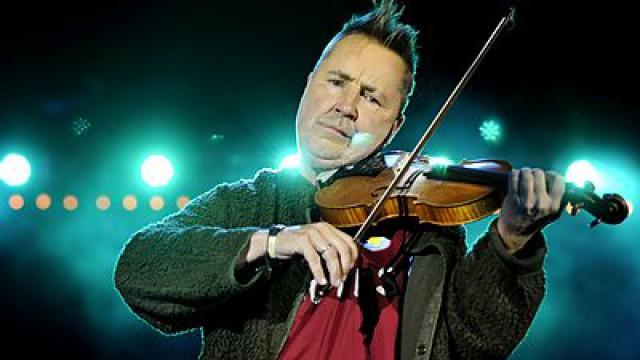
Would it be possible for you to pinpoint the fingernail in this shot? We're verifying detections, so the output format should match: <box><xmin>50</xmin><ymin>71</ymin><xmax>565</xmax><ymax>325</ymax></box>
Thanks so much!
<box><xmin>319</xmin><ymin>278</ymin><xmax>327</xmax><ymax>285</ymax></box>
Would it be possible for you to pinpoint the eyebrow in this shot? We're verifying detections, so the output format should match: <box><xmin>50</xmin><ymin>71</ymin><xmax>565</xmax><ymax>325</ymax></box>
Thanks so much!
<box><xmin>327</xmin><ymin>70</ymin><xmax>386</xmax><ymax>100</ymax></box>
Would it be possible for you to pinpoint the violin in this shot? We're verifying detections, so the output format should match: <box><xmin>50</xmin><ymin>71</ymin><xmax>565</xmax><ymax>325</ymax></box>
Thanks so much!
<box><xmin>315</xmin><ymin>151</ymin><xmax>629</xmax><ymax>231</ymax></box>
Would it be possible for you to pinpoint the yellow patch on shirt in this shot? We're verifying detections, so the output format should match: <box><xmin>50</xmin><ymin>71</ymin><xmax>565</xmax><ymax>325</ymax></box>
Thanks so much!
<box><xmin>364</xmin><ymin>236</ymin><xmax>391</xmax><ymax>251</ymax></box>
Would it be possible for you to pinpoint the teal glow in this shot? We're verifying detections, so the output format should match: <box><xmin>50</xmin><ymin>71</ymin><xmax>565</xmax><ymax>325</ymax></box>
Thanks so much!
<box><xmin>279</xmin><ymin>153</ymin><xmax>300</xmax><ymax>169</ymax></box>
<box><xmin>565</xmin><ymin>160</ymin><xmax>603</xmax><ymax>189</ymax></box>
<box><xmin>209</xmin><ymin>133</ymin><xmax>225</xmax><ymax>144</ymax></box>
<box><xmin>479</xmin><ymin>119</ymin><xmax>501</xmax><ymax>142</ymax></box>
<box><xmin>0</xmin><ymin>153</ymin><xmax>31</xmax><ymax>186</ymax></box>
<box><xmin>429</xmin><ymin>156</ymin><xmax>454</xmax><ymax>166</ymax></box>
<box><xmin>140</xmin><ymin>155</ymin><xmax>174</xmax><ymax>188</ymax></box>
<box><xmin>351</xmin><ymin>132</ymin><xmax>373</xmax><ymax>147</ymax></box>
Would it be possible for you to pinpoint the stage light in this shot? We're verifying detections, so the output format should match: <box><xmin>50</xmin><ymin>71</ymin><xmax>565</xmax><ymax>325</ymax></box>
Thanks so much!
<box><xmin>479</xmin><ymin>119</ymin><xmax>501</xmax><ymax>143</ymax></box>
<box><xmin>428</xmin><ymin>156</ymin><xmax>454</xmax><ymax>166</ymax></box>
<box><xmin>96</xmin><ymin>195</ymin><xmax>111</xmax><ymax>211</ymax></box>
<box><xmin>279</xmin><ymin>153</ymin><xmax>300</xmax><ymax>169</ymax></box>
<box><xmin>63</xmin><ymin>195</ymin><xmax>78</xmax><ymax>211</ymax></box>
<box><xmin>150</xmin><ymin>195</ymin><xmax>165</xmax><ymax>211</ymax></box>
<box><xmin>36</xmin><ymin>193</ymin><xmax>52</xmax><ymax>210</ymax></box>
<box><xmin>0</xmin><ymin>153</ymin><xmax>31</xmax><ymax>186</ymax></box>
<box><xmin>8</xmin><ymin>194</ymin><xmax>24</xmax><ymax>210</ymax></box>
<box><xmin>176</xmin><ymin>195</ymin><xmax>190</xmax><ymax>209</ymax></box>
<box><xmin>141</xmin><ymin>155</ymin><xmax>174</xmax><ymax>188</ymax></box>
<box><xmin>565</xmin><ymin>160</ymin><xmax>603</xmax><ymax>189</ymax></box>
<box><xmin>123</xmin><ymin>195</ymin><xmax>137</xmax><ymax>211</ymax></box>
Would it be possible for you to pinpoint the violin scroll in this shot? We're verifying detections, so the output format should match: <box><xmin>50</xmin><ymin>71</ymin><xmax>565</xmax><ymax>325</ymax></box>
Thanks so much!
<box><xmin>564</xmin><ymin>180</ymin><xmax>629</xmax><ymax>227</ymax></box>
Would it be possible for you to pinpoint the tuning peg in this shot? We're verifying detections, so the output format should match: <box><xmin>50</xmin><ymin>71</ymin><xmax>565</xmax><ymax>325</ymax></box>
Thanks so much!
<box><xmin>567</xmin><ymin>202</ymin><xmax>583</xmax><ymax>216</ymax></box>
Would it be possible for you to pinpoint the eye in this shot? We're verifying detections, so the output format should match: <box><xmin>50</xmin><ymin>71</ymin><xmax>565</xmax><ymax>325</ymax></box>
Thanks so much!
<box><xmin>362</xmin><ymin>92</ymin><xmax>381</xmax><ymax>106</ymax></box>
<box><xmin>328</xmin><ymin>78</ymin><xmax>344</xmax><ymax>87</ymax></box>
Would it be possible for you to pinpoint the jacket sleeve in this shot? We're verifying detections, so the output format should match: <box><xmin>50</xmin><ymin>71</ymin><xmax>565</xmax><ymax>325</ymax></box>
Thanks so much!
<box><xmin>445</xmin><ymin>219</ymin><xmax>547</xmax><ymax>359</ymax></box>
<box><xmin>114</xmin><ymin>179</ymin><xmax>271</xmax><ymax>335</ymax></box>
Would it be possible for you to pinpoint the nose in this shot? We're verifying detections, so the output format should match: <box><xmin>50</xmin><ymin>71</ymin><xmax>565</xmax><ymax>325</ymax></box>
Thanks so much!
<box><xmin>334</xmin><ymin>89</ymin><xmax>358</xmax><ymax>121</ymax></box>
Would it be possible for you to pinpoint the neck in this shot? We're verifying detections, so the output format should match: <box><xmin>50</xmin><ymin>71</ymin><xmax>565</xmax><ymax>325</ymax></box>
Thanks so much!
<box><xmin>298</xmin><ymin>163</ymin><xmax>339</xmax><ymax>188</ymax></box>
<box><xmin>298</xmin><ymin>164</ymin><xmax>318</xmax><ymax>186</ymax></box>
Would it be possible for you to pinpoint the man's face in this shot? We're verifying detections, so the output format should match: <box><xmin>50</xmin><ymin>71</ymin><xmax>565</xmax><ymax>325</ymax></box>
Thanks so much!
<box><xmin>296</xmin><ymin>34</ymin><xmax>408</xmax><ymax>170</ymax></box>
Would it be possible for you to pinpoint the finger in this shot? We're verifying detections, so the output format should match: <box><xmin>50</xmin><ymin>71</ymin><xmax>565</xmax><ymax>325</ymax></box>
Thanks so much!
<box><xmin>314</xmin><ymin>223</ymin><xmax>353</xmax><ymax>279</ymax></box>
<box><xmin>547</xmin><ymin>171</ymin><xmax>566</xmax><ymax>213</ymax></box>
<box><xmin>301</xmin><ymin>236</ymin><xmax>327</xmax><ymax>286</ymax></box>
<box><xmin>321</xmin><ymin>222</ymin><xmax>358</xmax><ymax>263</ymax></box>
<box><xmin>532</xmin><ymin>168</ymin><xmax>551</xmax><ymax>212</ymax></box>
<box><xmin>319</xmin><ymin>223</ymin><xmax>358</xmax><ymax>271</ymax></box>
<box><xmin>336</xmin><ymin>226</ymin><xmax>359</xmax><ymax>267</ymax></box>
<box><xmin>509</xmin><ymin>169</ymin><xmax>519</xmax><ymax>200</ymax></box>
<box><xmin>519</xmin><ymin>167</ymin><xmax>535</xmax><ymax>212</ymax></box>
<box><xmin>307</xmin><ymin>226</ymin><xmax>342</xmax><ymax>287</ymax></box>
<box><xmin>322</xmin><ymin>247</ymin><xmax>343</xmax><ymax>287</ymax></box>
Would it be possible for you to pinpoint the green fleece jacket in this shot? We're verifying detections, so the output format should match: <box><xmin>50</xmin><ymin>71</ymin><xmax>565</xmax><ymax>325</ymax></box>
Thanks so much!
<box><xmin>114</xmin><ymin>167</ymin><xmax>547</xmax><ymax>360</ymax></box>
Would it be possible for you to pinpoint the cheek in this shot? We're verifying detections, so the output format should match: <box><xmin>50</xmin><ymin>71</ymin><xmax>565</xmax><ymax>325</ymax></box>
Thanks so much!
<box><xmin>356</xmin><ymin>111</ymin><xmax>394</xmax><ymax>140</ymax></box>
<box><xmin>306</xmin><ymin>86</ymin><xmax>335</xmax><ymax>113</ymax></box>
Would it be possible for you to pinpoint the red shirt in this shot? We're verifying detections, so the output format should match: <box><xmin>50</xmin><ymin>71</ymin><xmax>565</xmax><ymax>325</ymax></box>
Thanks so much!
<box><xmin>278</xmin><ymin>230</ymin><xmax>409</xmax><ymax>360</ymax></box>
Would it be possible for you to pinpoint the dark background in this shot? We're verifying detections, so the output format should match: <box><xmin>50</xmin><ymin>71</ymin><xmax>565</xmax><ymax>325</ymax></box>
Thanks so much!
<box><xmin>1</xmin><ymin>0</ymin><xmax>638</xmax><ymax>358</ymax></box>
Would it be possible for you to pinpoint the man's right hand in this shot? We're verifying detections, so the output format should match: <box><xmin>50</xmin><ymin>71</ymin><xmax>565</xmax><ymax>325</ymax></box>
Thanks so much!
<box><xmin>246</xmin><ymin>222</ymin><xmax>359</xmax><ymax>288</ymax></box>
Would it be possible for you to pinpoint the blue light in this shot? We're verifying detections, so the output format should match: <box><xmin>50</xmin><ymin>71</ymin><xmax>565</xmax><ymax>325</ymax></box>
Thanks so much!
<box><xmin>565</xmin><ymin>160</ymin><xmax>603</xmax><ymax>189</ymax></box>
<box><xmin>428</xmin><ymin>156</ymin><xmax>454</xmax><ymax>166</ymax></box>
<box><xmin>141</xmin><ymin>155</ymin><xmax>174</xmax><ymax>188</ymax></box>
<box><xmin>0</xmin><ymin>153</ymin><xmax>31</xmax><ymax>186</ymax></box>
<box><xmin>279</xmin><ymin>153</ymin><xmax>300</xmax><ymax>169</ymax></box>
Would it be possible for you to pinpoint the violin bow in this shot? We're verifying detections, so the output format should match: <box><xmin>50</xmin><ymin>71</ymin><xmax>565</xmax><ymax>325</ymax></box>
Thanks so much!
<box><xmin>352</xmin><ymin>8</ymin><xmax>517</xmax><ymax>244</ymax></box>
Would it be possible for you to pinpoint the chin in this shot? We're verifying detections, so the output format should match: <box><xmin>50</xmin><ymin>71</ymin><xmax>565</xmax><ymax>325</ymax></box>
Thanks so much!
<box><xmin>301</xmin><ymin>140</ymin><xmax>373</xmax><ymax>170</ymax></box>
<box><xmin>304</xmin><ymin>157</ymin><xmax>340</xmax><ymax>171</ymax></box>
<box><xmin>309</xmin><ymin>152</ymin><xmax>370</xmax><ymax>171</ymax></box>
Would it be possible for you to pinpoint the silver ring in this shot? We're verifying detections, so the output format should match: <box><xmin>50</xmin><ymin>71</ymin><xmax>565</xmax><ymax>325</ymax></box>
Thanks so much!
<box><xmin>318</xmin><ymin>244</ymin><xmax>333</xmax><ymax>256</ymax></box>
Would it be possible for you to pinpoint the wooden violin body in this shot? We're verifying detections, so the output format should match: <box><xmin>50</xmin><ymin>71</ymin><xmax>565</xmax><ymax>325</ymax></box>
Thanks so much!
<box><xmin>315</xmin><ymin>152</ymin><xmax>629</xmax><ymax>230</ymax></box>
<box><xmin>316</xmin><ymin>154</ymin><xmax>512</xmax><ymax>228</ymax></box>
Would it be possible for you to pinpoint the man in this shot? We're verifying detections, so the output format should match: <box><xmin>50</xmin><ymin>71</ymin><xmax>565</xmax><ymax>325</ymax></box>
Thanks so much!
<box><xmin>115</xmin><ymin>1</ymin><xmax>565</xmax><ymax>359</ymax></box>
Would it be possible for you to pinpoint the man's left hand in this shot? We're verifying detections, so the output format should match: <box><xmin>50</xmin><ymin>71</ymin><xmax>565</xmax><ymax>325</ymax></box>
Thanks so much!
<box><xmin>497</xmin><ymin>168</ymin><xmax>566</xmax><ymax>254</ymax></box>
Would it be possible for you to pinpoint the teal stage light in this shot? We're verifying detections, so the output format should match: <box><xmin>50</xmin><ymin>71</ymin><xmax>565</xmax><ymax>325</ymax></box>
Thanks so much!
<box><xmin>141</xmin><ymin>155</ymin><xmax>174</xmax><ymax>188</ymax></box>
<box><xmin>428</xmin><ymin>156</ymin><xmax>454</xmax><ymax>166</ymax></box>
<box><xmin>0</xmin><ymin>153</ymin><xmax>32</xmax><ymax>186</ymax></box>
<box><xmin>479</xmin><ymin>119</ymin><xmax>501</xmax><ymax>143</ymax></box>
<box><xmin>565</xmin><ymin>160</ymin><xmax>603</xmax><ymax>189</ymax></box>
<box><xmin>279</xmin><ymin>153</ymin><xmax>300</xmax><ymax>169</ymax></box>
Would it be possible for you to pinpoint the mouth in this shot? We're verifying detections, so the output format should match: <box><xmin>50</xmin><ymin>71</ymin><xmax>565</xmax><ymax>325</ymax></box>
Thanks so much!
<box><xmin>323</xmin><ymin>125</ymin><xmax>351</xmax><ymax>139</ymax></box>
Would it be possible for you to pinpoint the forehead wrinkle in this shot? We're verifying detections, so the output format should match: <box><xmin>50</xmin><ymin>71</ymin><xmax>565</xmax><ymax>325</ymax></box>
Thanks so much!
<box><xmin>328</xmin><ymin>69</ymin><xmax>380</xmax><ymax>95</ymax></box>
